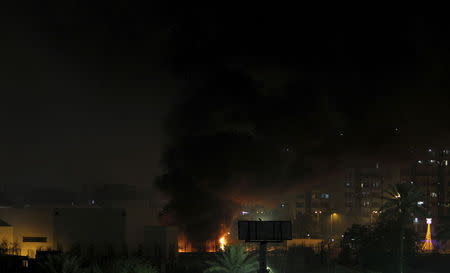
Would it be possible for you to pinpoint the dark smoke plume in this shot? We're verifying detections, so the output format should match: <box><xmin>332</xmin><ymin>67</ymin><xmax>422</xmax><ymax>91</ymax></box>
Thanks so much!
<box><xmin>155</xmin><ymin>66</ymin><xmax>450</xmax><ymax>242</ymax></box>
<box><xmin>154</xmin><ymin>13</ymin><xmax>450</xmax><ymax>242</ymax></box>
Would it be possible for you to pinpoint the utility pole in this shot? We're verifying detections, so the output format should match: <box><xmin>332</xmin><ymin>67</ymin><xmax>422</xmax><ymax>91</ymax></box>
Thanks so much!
<box><xmin>238</xmin><ymin>221</ymin><xmax>292</xmax><ymax>273</ymax></box>
<box><xmin>258</xmin><ymin>242</ymin><xmax>268</xmax><ymax>273</ymax></box>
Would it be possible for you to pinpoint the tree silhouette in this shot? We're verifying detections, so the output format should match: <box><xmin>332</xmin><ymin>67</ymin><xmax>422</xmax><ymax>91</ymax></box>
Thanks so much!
<box><xmin>204</xmin><ymin>245</ymin><xmax>258</xmax><ymax>273</ymax></box>
<box><xmin>380</xmin><ymin>183</ymin><xmax>425</xmax><ymax>273</ymax></box>
<box><xmin>39</xmin><ymin>254</ymin><xmax>83</xmax><ymax>273</ymax></box>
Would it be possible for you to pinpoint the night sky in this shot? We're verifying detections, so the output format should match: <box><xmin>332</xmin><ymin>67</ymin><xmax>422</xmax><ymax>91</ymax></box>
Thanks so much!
<box><xmin>2</xmin><ymin>5</ymin><xmax>450</xmax><ymax>240</ymax></box>
<box><xmin>1</xmin><ymin>4</ymin><xmax>178</xmax><ymax>190</ymax></box>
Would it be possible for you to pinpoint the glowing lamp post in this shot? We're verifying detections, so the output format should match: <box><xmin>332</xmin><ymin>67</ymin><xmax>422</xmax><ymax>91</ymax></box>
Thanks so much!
<box><xmin>330</xmin><ymin>213</ymin><xmax>336</xmax><ymax>234</ymax></box>
<box><xmin>422</xmin><ymin>218</ymin><xmax>433</xmax><ymax>252</ymax></box>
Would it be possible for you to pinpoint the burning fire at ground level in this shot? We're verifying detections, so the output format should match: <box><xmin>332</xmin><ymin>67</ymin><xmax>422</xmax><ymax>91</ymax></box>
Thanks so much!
<box><xmin>178</xmin><ymin>233</ymin><xmax>228</xmax><ymax>253</ymax></box>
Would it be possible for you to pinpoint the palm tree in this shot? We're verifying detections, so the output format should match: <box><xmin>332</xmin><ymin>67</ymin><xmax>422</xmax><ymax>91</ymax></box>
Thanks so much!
<box><xmin>104</xmin><ymin>258</ymin><xmax>158</xmax><ymax>273</ymax></box>
<box><xmin>204</xmin><ymin>245</ymin><xmax>258</xmax><ymax>273</ymax></box>
<box><xmin>380</xmin><ymin>183</ymin><xmax>425</xmax><ymax>273</ymax></box>
<box><xmin>39</xmin><ymin>254</ymin><xmax>83</xmax><ymax>273</ymax></box>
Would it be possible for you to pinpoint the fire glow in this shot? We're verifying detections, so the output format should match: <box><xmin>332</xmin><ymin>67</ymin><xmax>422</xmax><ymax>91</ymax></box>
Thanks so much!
<box><xmin>219</xmin><ymin>235</ymin><xmax>227</xmax><ymax>251</ymax></box>
<box><xmin>178</xmin><ymin>232</ymin><xmax>228</xmax><ymax>253</ymax></box>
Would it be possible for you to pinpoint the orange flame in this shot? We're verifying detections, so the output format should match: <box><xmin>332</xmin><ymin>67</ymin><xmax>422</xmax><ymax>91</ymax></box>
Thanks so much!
<box><xmin>178</xmin><ymin>233</ymin><xmax>194</xmax><ymax>253</ymax></box>
<box><xmin>219</xmin><ymin>235</ymin><xmax>227</xmax><ymax>251</ymax></box>
<box><xmin>178</xmin><ymin>232</ymin><xmax>229</xmax><ymax>253</ymax></box>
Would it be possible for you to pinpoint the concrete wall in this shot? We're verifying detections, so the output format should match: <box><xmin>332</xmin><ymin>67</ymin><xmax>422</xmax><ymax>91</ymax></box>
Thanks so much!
<box><xmin>125</xmin><ymin>207</ymin><xmax>160</xmax><ymax>254</ymax></box>
<box><xmin>53</xmin><ymin>208</ymin><xmax>126</xmax><ymax>256</ymax></box>
<box><xmin>0</xmin><ymin>208</ymin><xmax>54</xmax><ymax>257</ymax></box>
<box><xmin>143</xmin><ymin>226</ymin><xmax>178</xmax><ymax>260</ymax></box>
<box><xmin>0</xmin><ymin>206</ymin><xmax>159</xmax><ymax>257</ymax></box>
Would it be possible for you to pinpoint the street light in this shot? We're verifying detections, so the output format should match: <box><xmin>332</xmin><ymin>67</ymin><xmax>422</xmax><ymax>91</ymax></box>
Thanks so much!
<box><xmin>370</xmin><ymin>210</ymin><xmax>378</xmax><ymax>224</ymax></box>
<box><xmin>314</xmin><ymin>210</ymin><xmax>322</xmax><ymax>232</ymax></box>
<box><xmin>330</xmin><ymin>213</ymin><xmax>337</xmax><ymax>234</ymax></box>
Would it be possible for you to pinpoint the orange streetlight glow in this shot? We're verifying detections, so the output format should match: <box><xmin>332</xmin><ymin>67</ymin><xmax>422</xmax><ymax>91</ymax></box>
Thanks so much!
<box><xmin>422</xmin><ymin>218</ymin><xmax>433</xmax><ymax>252</ymax></box>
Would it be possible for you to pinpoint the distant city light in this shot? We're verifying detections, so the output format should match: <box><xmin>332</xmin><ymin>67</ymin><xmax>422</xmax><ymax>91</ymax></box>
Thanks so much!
<box><xmin>418</xmin><ymin>160</ymin><xmax>422</xmax><ymax>164</ymax></box>
<box><xmin>321</xmin><ymin>193</ymin><xmax>330</xmax><ymax>199</ymax></box>
<box><xmin>428</xmin><ymin>148</ymin><xmax>432</xmax><ymax>152</ymax></box>
<box><xmin>417</xmin><ymin>201</ymin><xmax>424</xmax><ymax>206</ymax></box>
<box><xmin>241</xmin><ymin>211</ymin><xmax>249</xmax><ymax>215</ymax></box>
<box><xmin>426</xmin><ymin>218</ymin><xmax>432</xmax><ymax>224</ymax></box>
<box><xmin>414</xmin><ymin>218</ymin><xmax>419</xmax><ymax>223</ymax></box>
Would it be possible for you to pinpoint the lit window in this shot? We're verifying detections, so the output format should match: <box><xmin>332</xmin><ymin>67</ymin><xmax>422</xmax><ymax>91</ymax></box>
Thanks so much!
<box><xmin>414</xmin><ymin>218</ymin><xmax>419</xmax><ymax>223</ymax></box>
<box><xmin>428</xmin><ymin>148</ymin><xmax>432</xmax><ymax>152</ymax></box>
<box><xmin>431</xmin><ymin>192</ymin><xmax>437</xmax><ymax>198</ymax></box>
<box><xmin>321</xmin><ymin>193</ymin><xmax>330</xmax><ymax>199</ymax></box>
<box><xmin>445</xmin><ymin>160</ymin><xmax>448</xmax><ymax>166</ymax></box>
<box><xmin>430</xmin><ymin>160</ymin><xmax>435</xmax><ymax>163</ymax></box>
<box><xmin>241</xmin><ymin>211</ymin><xmax>249</xmax><ymax>215</ymax></box>
<box><xmin>417</xmin><ymin>201</ymin><xmax>424</xmax><ymax>206</ymax></box>
<box><xmin>418</xmin><ymin>160</ymin><xmax>422</xmax><ymax>164</ymax></box>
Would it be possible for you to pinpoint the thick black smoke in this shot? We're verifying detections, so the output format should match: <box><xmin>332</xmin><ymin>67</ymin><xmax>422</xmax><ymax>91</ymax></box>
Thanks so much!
<box><xmin>155</xmin><ymin>13</ymin><xmax>450</xmax><ymax>242</ymax></box>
